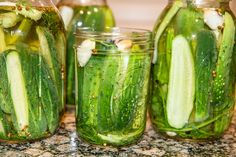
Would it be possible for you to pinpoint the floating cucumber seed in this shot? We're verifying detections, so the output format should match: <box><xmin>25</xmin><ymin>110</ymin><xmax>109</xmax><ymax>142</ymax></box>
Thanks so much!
<box><xmin>77</xmin><ymin>39</ymin><xmax>96</xmax><ymax>67</ymax></box>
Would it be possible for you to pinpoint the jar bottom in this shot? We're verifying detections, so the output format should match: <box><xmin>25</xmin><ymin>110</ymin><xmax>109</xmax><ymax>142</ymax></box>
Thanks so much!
<box><xmin>151</xmin><ymin>124</ymin><xmax>224</xmax><ymax>142</ymax></box>
<box><xmin>77</xmin><ymin>129</ymin><xmax>145</xmax><ymax>147</ymax></box>
<box><xmin>0</xmin><ymin>125</ymin><xmax>61</xmax><ymax>144</ymax></box>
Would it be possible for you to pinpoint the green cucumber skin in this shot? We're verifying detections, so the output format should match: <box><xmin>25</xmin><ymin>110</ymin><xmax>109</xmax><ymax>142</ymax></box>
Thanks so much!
<box><xmin>76</xmin><ymin>54</ymin><xmax>151</xmax><ymax>146</ymax></box>
<box><xmin>0</xmin><ymin>47</ymin><xmax>60</xmax><ymax>140</ymax></box>
<box><xmin>66</xmin><ymin>6</ymin><xmax>115</xmax><ymax>105</ymax></box>
<box><xmin>175</xmin><ymin>8</ymin><xmax>205</xmax><ymax>40</ymax></box>
<box><xmin>195</xmin><ymin>30</ymin><xmax>217</xmax><ymax>122</ymax></box>
<box><xmin>213</xmin><ymin>13</ymin><xmax>236</xmax><ymax>134</ymax></box>
<box><xmin>36</xmin><ymin>26</ymin><xmax>63</xmax><ymax>112</ymax></box>
<box><xmin>213</xmin><ymin>12</ymin><xmax>235</xmax><ymax>107</ymax></box>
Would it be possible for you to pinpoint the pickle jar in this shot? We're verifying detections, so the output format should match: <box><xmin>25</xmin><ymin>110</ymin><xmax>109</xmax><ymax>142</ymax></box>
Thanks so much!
<box><xmin>0</xmin><ymin>0</ymin><xmax>66</xmax><ymax>142</ymax></box>
<box><xmin>57</xmin><ymin>0</ymin><xmax>116</xmax><ymax>105</ymax></box>
<box><xmin>150</xmin><ymin>0</ymin><xmax>236</xmax><ymax>140</ymax></box>
<box><xmin>75</xmin><ymin>28</ymin><xmax>152</xmax><ymax>146</ymax></box>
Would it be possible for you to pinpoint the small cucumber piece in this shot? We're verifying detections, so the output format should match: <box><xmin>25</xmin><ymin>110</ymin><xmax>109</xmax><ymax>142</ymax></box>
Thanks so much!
<box><xmin>153</xmin><ymin>0</ymin><xmax>184</xmax><ymax>63</ymax></box>
<box><xmin>195</xmin><ymin>30</ymin><xmax>217</xmax><ymax>122</ymax></box>
<box><xmin>8</xmin><ymin>19</ymin><xmax>33</xmax><ymax>44</ymax></box>
<box><xmin>167</xmin><ymin>35</ymin><xmax>195</xmax><ymax>129</ymax></box>
<box><xmin>0</xmin><ymin>12</ymin><xmax>22</xmax><ymax>28</ymax></box>
<box><xmin>6</xmin><ymin>51</ymin><xmax>29</xmax><ymax>131</ymax></box>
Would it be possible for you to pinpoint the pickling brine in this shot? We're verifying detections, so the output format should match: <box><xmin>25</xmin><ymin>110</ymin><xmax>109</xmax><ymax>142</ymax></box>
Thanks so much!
<box><xmin>57</xmin><ymin>0</ymin><xmax>115</xmax><ymax>105</ymax></box>
<box><xmin>0</xmin><ymin>0</ymin><xmax>65</xmax><ymax>142</ymax></box>
<box><xmin>150</xmin><ymin>0</ymin><xmax>236</xmax><ymax>140</ymax></box>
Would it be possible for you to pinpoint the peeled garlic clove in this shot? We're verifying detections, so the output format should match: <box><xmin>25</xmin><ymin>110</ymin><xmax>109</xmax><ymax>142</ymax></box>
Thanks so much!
<box><xmin>81</xmin><ymin>39</ymin><xmax>96</xmax><ymax>49</ymax></box>
<box><xmin>116</xmin><ymin>39</ymin><xmax>133</xmax><ymax>51</ymax></box>
<box><xmin>77</xmin><ymin>39</ymin><xmax>96</xmax><ymax>67</ymax></box>
<box><xmin>77</xmin><ymin>47</ymin><xmax>93</xmax><ymax>67</ymax></box>
<box><xmin>166</xmin><ymin>131</ymin><xmax>177</xmax><ymax>137</ymax></box>
<box><xmin>59</xmin><ymin>6</ymin><xmax>74</xmax><ymax>30</ymax></box>
<box><xmin>204</xmin><ymin>10</ymin><xmax>224</xmax><ymax>30</ymax></box>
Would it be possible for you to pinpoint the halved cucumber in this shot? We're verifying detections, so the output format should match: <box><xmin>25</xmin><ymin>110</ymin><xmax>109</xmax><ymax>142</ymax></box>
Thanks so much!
<box><xmin>6</xmin><ymin>51</ymin><xmax>29</xmax><ymax>131</ymax></box>
<box><xmin>167</xmin><ymin>35</ymin><xmax>195</xmax><ymax>129</ymax></box>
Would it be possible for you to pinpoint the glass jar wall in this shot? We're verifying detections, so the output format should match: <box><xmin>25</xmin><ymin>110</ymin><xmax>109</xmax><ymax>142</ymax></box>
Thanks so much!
<box><xmin>75</xmin><ymin>28</ymin><xmax>152</xmax><ymax>146</ymax></box>
<box><xmin>150</xmin><ymin>0</ymin><xmax>236</xmax><ymax>140</ymax></box>
<box><xmin>57</xmin><ymin>0</ymin><xmax>115</xmax><ymax>105</ymax></box>
<box><xmin>0</xmin><ymin>0</ymin><xmax>65</xmax><ymax>142</ymax></box>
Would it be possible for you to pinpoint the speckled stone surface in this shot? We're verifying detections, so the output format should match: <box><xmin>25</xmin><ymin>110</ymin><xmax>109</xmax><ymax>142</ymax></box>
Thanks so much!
<box><xmin>0</xmin><ymin>106</ymin><xmax>236</xmax><ymax>157</ymax></box>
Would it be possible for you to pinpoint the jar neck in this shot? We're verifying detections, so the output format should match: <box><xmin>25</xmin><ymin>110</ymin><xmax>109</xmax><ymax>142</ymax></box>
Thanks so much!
<box><xmin>58</xmin><ymin>0</ymin><xmax>107</xmax><ymax>7</ymax></box>
<box><xmin>170</xmin><ymin>0</ymin><xmax>230</xmax><ymax>8</ymax></box>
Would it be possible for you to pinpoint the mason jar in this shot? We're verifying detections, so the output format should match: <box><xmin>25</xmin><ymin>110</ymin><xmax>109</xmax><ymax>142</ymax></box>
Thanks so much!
<box><xmin>75</xmin><ymin>27</ymin><xmax>152</xmax><ymax>146</ymax></box>
<box><xmin>0</xmin><ymin>0</ymin><xmax>65</xmax><ymax>142</ymax></box>
<box><xmin>150</xmin><ymin>0</ymin><xmax>236</xmax><ymax>140</ymax></box>
<box><xmin>57</xmin><ymin>0</ymin><xmax>116</xmax><ymax>105</ymax></box>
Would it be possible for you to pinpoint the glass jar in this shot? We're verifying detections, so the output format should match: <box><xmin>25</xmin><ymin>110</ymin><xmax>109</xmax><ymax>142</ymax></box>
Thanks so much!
<box><xmin>0</xmin><ymin>0</ymin><xmax>66</xmax><ymax>142</ymax></box>
<box><xmin>75</xmin><ymin>27</ymin><xmax>152</xmax><ymax>146</ymax></box>
<box><xmin>57</xmin><ymin>0</ymin><xmax>115</xmax><ymax>105</ymax></box>
<box><xmin>150</xmin><ymin>0</ymin><xmax>236</xmax><ymax>140</ymax></box>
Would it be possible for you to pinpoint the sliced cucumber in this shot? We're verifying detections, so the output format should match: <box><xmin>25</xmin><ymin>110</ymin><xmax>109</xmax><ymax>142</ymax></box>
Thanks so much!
<box><xmin>0</xmin><ymin>12</ymin><xmax>22</xmax><ymax>28</ymax></box>
<box><xmin>167</xmin><ymin>35</ymin><xmax>195</xmax><ymax>129</ymax></box>
<box><xmin>6</xmin><ymin>51</ymin><xmax>29</xmax><ymax>131</ymax></box>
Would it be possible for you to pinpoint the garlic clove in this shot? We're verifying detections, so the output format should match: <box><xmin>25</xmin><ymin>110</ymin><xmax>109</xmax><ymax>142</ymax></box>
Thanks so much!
<box><xmin>77</xmin><ymin>39</ymin><xmax>96</xmax><ymax>67</ymax></box>
<box><xmin>204</xmin><ymin>10</ymin><xmax>224</xmax><ymax>30</ymax></box>
<box><xmin>115</xmin><ymin>39</ymin><xmax>133</xmax><ymax>51</ymax></box>
<box><xmin>59</xmin><ymin>6</ymin><xmax>74</xmax><ymax>30</ymax></box>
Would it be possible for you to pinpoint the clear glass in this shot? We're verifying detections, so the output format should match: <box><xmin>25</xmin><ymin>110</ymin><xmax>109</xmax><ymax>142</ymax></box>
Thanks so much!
<box><xmin>151</xmin><ymin>0</ymin><xmax>236</xmax><ymax>140</ymax></box>
<box><xmin>57</xmin><ymin>0</ymin><xmax>115</xmax><ymax>105</ymax></box>
<box><xmin>75</xmin><ymin>27</ymin><xmax>152</xmax><ymax>146</ymax></box>
<box><xmin>0</xmin><ymin>0</ymin><xmax>66</xmax><ymax>142</ymax></box>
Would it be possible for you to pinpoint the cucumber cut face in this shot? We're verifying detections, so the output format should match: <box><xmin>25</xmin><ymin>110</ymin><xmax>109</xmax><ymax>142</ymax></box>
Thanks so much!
<box><xmin>167</xmin><ymin>35</ymin><xmax>195</xmax><ymax>129</ymax></box>
<box><xmin>6</xmin><ymin>51</ymin><xmax>29</xmax><ymax>131</ymax></box>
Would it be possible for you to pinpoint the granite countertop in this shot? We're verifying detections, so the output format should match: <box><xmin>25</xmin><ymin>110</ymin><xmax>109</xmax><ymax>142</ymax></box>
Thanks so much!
<box><xmin>0</xmin><ymin>106</ymin><xmax>236</xmax><ymax>157</ymax></box>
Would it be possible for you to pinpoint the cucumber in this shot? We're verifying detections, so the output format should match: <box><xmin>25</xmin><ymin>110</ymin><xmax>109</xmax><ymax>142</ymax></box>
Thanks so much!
<box><xmin>167</xmin><ymin>35</ymin><xmax>195</xmax><ymax>129</ymax></box>
<box><xmin>175</xmin><ymin>8</ymin><xmax>204</xmax><ymax>40</ymax></box>
<box><xmin>213</xmin><ymin>12</ymin><xmax>235</xmax><ymax>107</ymax></box>
<box><xmin>36</xmin><ymin>26</ymin><xmax>62</xmax><ymax>110</ymax></box>
<box><xmin>153</xmin><ymin>0</ymin><xmax>184</xmax><ymax>63</ymax></box>
<box><xmin>195</xmin><ymin>30</ymin><xmax>217</xmax><ymax>122</ymax></box>
<box><xmin>213</xmin><ymin>12</ymin><xmax>235</xmax><ymax>134</ymax></box>
<box><xmin>97</xmin><ymin>55</ymin><xmax>118</xmax><ymax>132</ymax></box>
<box><xmin>36</xmin><ymin>26</ymin><xmax>56</xmax><ymax>80</ymax></box>
<box><xmin>0</xmin><ymin>27</ymin><xmax>6</xmax><ymax>53</ymax></box>
<box><xmin>40</xmin><ymin>56</ymin><xmax>60</xmax><ymax>133</ymax></box>
<box><xmin>0</xmin><ymin>51</ymin><xmax>13</xmax><ymax>115</ymax></box>
<box><xmin>0</xmin><ymin>109</ymin><xmax>6</xmax><ymax>136</ymax></box>
<box><xmin>6</xmin><ymin>50</ymin><xmax>29</xmax><ymax>132</ymax></box>
<box><xmin>0</xmin><ymin>12</ymin><xmax>22</xmax><ymax>28</ymax></box>
<box><xmin>8</xmin><ymin>18</ymin><xmax>33</xmax><ymax>44</ymax></box>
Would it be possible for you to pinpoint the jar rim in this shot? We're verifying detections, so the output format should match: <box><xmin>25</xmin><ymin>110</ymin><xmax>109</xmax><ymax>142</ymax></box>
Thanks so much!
<box><xmin>74</xmin><ymin>27</ymin><xmax>152</xmax><ymax>41</ymax></box>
